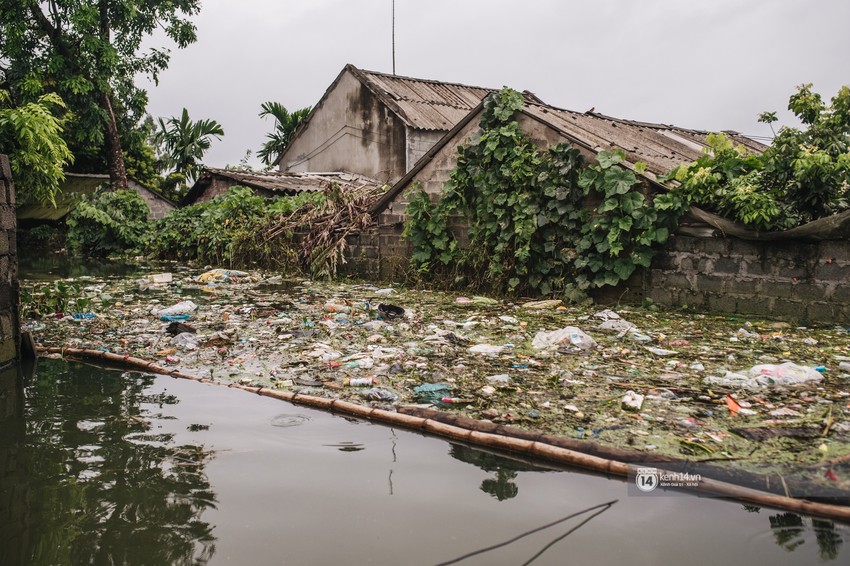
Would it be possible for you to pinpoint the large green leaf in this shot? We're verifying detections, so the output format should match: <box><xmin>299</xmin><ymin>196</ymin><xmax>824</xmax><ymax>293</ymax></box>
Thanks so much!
<box><xmin>603</xmin><ymin>166</ymin><xmax>637</xmax><ymax>195</ymax></box>
<box><xmin>620</xmin><ymin>191</ymin><xmax>645</xmax><ymax>214</ymax></box>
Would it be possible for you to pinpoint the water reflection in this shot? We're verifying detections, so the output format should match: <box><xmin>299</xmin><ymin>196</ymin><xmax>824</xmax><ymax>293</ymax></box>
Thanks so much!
<box><xmin>18</xmin><ymin>253</ymin><xmax>143</xmax><ymax>281</ymax></box>
<box><xmin>449</xmin><ymin>444</ymin><xmax>545</xmax><ymax>501</ymax></box>
<box><xmin>0</xmin><ymin>359</ymin><xmax>217</xmax><ymax>565</ymax></box>
<box><xmin>766</xmin><ymin>510</ymin><xmax>844</xmax><ymax>560</ymax></box>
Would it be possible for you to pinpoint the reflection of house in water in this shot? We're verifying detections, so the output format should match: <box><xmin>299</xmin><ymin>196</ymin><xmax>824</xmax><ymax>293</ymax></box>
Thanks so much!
<box><xmin>0</xmin><ymin>366</ymin><xmax>25</xmax><ymax>565</ymax></box>
<box><xmin>766</xmin><ymin>510</ymin><xmax>843</xmax><ymax>560</ymax></box>
<box><xmin>449</xmin><ymin>444</ymin><xmax>545</xmax><ymax>501</ymax></box>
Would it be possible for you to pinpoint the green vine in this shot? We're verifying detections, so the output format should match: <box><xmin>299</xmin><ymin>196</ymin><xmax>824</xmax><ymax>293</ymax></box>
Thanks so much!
<box><xmin>574</xmin><ymin>151</ymin><xmax>687</xmax><ymax>289</ymax></box>
<box><xmin>403</xmin><ymin>87</ymin><xmax>688</xmax><ymax>298</ymax></box>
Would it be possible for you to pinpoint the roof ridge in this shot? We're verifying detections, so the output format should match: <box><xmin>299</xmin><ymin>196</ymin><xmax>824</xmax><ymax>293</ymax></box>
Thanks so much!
<box><xmin>354</xmin><ymin>65</ymin><xmax>497</xmax><ymax>94</ymax></box>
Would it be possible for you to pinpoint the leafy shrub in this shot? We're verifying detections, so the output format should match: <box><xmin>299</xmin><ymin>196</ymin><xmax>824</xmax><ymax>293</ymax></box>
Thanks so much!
<box><xmin>21</xmin><ymin>280</ymin><xmax>91</xmax><ymax>318</ymax></box>
<box><xmin>0</xmin><ymin>91</ymin><xmax>73</xmax><ymax>206</ymax></box>
<box><xmin>149</xmin><ymin>186</ymin><xmax>323</xmax><ymax>268</ymax></box>
<box><xmin>66</xmin><ymin>189</ymin><xmax>151</xmax><ymax>257</ymax></box>
<box><xmin>666</xmin><ymin>84</ymin><xmax>850</xmax><ymax>230</ymax></box>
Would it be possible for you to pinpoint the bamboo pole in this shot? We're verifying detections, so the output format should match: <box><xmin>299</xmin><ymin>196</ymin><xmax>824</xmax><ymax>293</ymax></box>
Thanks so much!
<box><xmin>399</xmin><ymin>406</ymin><xmax>850</xmax><ymax>505</ymax></box>
<box><xmin>36</xmin><ymin>346</ymin><xmax>850</xmax><ymax>523</ymax></box>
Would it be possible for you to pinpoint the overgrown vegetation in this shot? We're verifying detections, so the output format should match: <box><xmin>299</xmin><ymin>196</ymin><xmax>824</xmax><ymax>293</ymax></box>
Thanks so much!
<box><xmin>63</xmin><ymin>181</ymin><xmax>385</xmax><ymax>278</ymax></box>
<box><xmin>403</xmin><ymin>88</ymin><xmax>687</xmax><ymax>298</ymax></box>
<box><xmin>148</xmin><ymin>186</ymin><xmax>322</xmax><ymax>268</ymax></box>
<box><xmin>21</xmin><ymin>280</ymin><xmax>90</xmax><ymax>319</ymax></box>
<box><xmin>0</xmin><ymin>91</ymin><xmax>73</xmax><ymax>206</ymax></box>
<box><xmin>665</xmin><ymin>84</ymin><xmax>850</xmax><ymax>231</ymax></box>
<box><xmin>66</xmin><ymin>189</ymin><xmax>151</xmax><ymax>257</ymax></box>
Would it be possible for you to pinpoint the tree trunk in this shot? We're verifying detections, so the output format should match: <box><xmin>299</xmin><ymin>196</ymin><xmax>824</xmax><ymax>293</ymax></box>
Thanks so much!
<box><xmin>99</xmin><ymin>91</ymin><xmax>128</xmax><ymax>189</ymax></box>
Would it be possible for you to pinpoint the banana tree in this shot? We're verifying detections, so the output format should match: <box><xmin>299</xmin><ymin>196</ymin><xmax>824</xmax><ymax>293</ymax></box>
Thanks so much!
<box><xmin>256</xmin><ymin>102</ymin><xmax>311</xmax><ymax>167</ymax></box>
<box><xmin>155</xmin><ymin>108</ymin><xmax>224</xmax><ymax>191</ymax></box>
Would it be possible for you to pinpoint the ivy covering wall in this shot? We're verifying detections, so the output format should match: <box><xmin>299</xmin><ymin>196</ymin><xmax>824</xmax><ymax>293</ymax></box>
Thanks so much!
<box><xmin>403</xmin><ymin>88</ymin><xmax>688</xmax><ymax>299</ymax></box>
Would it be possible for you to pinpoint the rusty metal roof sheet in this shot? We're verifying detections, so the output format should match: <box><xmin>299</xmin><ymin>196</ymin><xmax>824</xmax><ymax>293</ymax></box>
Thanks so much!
<box><xmin>523</xmin><ymin>103</ymin><xmax>767</xmax><ymax>177</ymax></box>
<box><xmin>190</xmin><ymin>169</ymin><xmax>381</xmax><ymax>201</ymax></box>
<box><xmin>371</xmin><ymin>99</ymin><xmax>768</xmax><ymax>216</ymax></box>
<box><xmin>352</xmin><ymin>66</ymin><xmax>540</xmax><ymax>131</ymax></box>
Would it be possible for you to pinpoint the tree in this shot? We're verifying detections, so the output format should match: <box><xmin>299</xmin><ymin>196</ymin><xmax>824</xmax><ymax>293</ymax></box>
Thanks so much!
<box><xmin>256</xmin><ymin>102</ymin><xmax>311</xmax><ymax>167</ymax></box>
<box><xmin>0</xmin><ymin>90</ymin><xmax>72</xmax><ymax>205</ymax></box>
<box><xmin>154</xmin><ymin>107</ymin><xmax>223</xmax><ymax>193</ymax></box>
<box><xmin>0</xmin><ymin>0</ymin><xmax>201</xmax><ymax>189</ymax></box>
<box><xmin>666</xmin><ymin>84</ymin><xmax>850</xmax><ymax>230</ymax></box>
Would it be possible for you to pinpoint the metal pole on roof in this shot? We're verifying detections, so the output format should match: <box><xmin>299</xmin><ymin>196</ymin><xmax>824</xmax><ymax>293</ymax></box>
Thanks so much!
<box><xmin>392</xmin><ymin>0</ymin><xmax>396</xmax><ymax>75</ymax></box>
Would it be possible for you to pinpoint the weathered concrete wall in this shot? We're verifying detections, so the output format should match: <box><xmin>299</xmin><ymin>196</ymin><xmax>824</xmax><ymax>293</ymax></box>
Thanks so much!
<box><xmin>279</xmin><ymin>70</ymin><xmax>408</xmax><ymax>185</ymax></box>
<box><xmin>378</xmin><ymin>113</ymin><xmax>482</xmax><ymax>228</ymax></box>
<box><xmin>132</xmin><ymin>183</ymin><xmax>175</xmax><ymax>220</ymax></box>
<box><xmin>406</xmin><ymin>129</ymin><xmax>445</xmax><ymax>172</ymax></box>
<box><xmin>377</xmin><ymin>109</ymin><xmax>592</xmax><ymax>228</ymax></box>
<box><xmin>0</xmin><ymin>156</ymin><xmax>19</xmax><ymax>368</ymax></box>
<box><xmin>594</xmin><ymin>235</ymin><xmax>850</xmax><ymax>324</ymax></box>
<box><xmin>194</xmin><ymin>176</ymin><xmax>239</xmax><ymax>205</ymax></box>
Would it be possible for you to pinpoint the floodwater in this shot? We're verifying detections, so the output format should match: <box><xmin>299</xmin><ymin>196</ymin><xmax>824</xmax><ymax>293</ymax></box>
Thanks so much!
<box><xmin>1</xmin><ymin>359</ymin><xmax>847</xmax><ymax>565</ymax></box>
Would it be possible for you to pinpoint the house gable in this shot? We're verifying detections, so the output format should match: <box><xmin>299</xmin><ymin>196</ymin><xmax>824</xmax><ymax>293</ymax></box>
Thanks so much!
<box><xmin>275</xmin><ymin>64</ymin><xmax>511</xmax><ymax>184</ymax></box>
<box><xmin>276</xmin><ymin>66</ymin><xmax>408</xmax><ymax>184</ymax></box>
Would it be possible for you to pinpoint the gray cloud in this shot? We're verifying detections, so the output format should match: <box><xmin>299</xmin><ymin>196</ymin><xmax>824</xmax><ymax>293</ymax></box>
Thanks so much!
<box><xmin>140</xmin><ymin>0</ymin><xmax>850</xmax><ymax>168</ymax></box>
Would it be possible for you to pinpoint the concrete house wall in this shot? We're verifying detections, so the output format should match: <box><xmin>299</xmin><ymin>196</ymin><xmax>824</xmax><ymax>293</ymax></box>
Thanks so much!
<box><xmin>367</xmin><ymin>109</ymin><xmax>572</xmax><ymax>275</ymax></box>
<box><xmin>406</xmin><ymin>130</ymin><xmax>445</xmax><ymax>171</ymax></box>
<box><xmin>279</xmin><ymin>69</ymin><xmax>408</xmax><ymax>185</ymax></box>
<box><xmin>134</xmin><ymin>184</ymin><xmax>175</xmax><ymax>220</ymax></box>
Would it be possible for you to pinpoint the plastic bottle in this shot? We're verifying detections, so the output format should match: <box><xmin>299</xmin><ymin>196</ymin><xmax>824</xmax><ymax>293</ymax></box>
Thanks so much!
<box><xmin>324</xmin><ymin>301</ymin><xmax>351</xmax><ymax>313</ymax></box>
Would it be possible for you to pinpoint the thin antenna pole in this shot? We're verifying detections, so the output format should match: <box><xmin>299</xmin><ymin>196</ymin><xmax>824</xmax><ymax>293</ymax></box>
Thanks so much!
<box><xmin>392</xmin><ymin>0</ymin><xmax>396</xmax><ymax>75</ymax></box>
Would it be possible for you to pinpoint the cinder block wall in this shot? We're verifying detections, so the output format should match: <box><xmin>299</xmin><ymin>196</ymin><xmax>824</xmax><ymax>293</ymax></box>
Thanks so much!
<box><xmin>342</xmin><ymin>225</ymin><xmax>850</xmax><ymax>324</ymax></box>
<box><xmin>0</xmin><ymin>155</ymin><xmax>19</xmax><ymax>368</ymax></box>
<box><xmin>636</xmin><ymin>235</ymin><xmax>850</xmax><ymax>324</ymax></box>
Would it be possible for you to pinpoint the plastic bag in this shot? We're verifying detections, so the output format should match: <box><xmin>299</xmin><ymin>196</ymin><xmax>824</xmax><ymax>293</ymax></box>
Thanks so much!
<box><xmin>153</xmin><ymin>300</ymin><xmax>197</xmax><ymax>316</ymax></box>
<box><xmin>532</xmin><ymin>327</ymin><xmax>596</xmax><ymax>351</ymax></box>
<box><xmin>747</xmin><ymin>362</ymin><xmax>823</xmax><ymax>386</ymax></box>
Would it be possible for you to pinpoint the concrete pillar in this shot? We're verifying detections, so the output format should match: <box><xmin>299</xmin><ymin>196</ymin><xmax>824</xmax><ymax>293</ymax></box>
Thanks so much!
<box><xmin>0</xmin><ymin>154</ymin><xmax>19</xmax><ymax>368</ymax></box>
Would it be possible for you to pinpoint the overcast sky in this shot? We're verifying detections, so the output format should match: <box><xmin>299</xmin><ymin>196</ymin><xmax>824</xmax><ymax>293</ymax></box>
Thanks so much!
<box><xmin>140</xmin><ymin>0</ymin><xmax>850</xmax><ymax>168</ymax></box>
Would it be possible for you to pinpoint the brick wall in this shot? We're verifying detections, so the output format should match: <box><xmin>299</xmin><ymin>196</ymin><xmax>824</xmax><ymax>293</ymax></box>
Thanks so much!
<box><xmin>0</xmin><ymin>156</ymin><xmax>19</xmax><ymax>368</ymax></box>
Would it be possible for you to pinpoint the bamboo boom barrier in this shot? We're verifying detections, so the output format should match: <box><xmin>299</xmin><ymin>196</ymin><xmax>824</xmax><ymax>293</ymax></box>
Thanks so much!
<box><xmin>38</xmin><ymin>346</ymin><xmax>850</xmax><ymax>523</ymax></box>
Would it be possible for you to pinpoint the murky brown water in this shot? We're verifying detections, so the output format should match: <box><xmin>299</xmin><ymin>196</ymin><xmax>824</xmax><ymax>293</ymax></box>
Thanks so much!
<box><xmin>1</xmin><ymin>359</ymin><xmax>846</xmax><ymax>565</ymax></box>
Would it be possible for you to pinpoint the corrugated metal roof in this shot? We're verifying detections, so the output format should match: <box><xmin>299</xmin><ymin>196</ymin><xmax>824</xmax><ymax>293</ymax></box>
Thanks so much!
<box><xmin>355</xmin><ymin>68</ymin><xmax>497</xmax><ymax>131</ymax></box>
<box><xmin>371</xmin><ymin>99</ymin><xmax>769</xmax><ymax>216</ymax></box>
<box><xmin>276</xmin><ymin>64</ymin><xmax>545</xmax><ymax>167</ymax></box>
<box><xmin>523</xmin><ymin>104</ymin><xmax>768</xmax><ymax>178</ymax></box>
<box><xmin>200</xmin><ymin>168</ymin><xmax>381</xmax><ymax>194</ymax></box>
